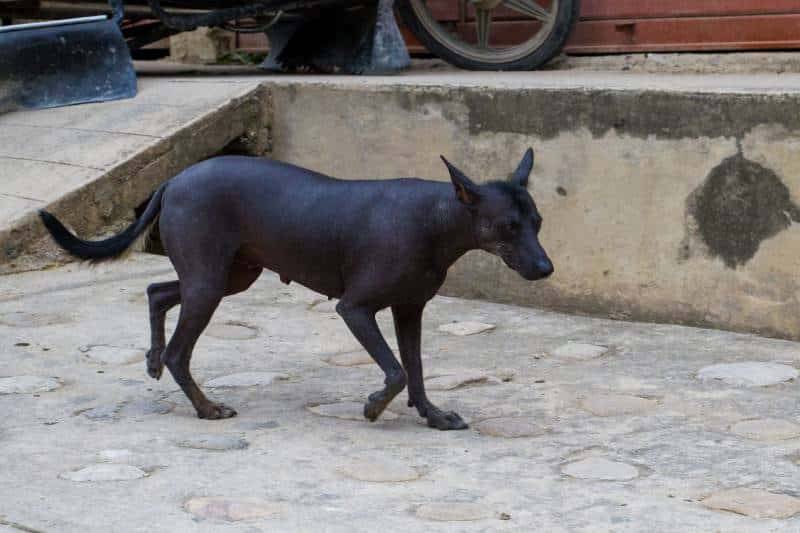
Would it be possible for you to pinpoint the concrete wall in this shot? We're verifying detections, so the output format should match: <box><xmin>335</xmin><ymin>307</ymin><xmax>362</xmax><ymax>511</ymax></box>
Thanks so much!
<box><xmin>269</xmin><ymin>83</ymin><xmax>800</xmax><ymax>340</ymax></box>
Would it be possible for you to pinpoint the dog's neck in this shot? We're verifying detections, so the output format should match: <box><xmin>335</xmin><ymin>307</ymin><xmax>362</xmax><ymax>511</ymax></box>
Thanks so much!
<box><xmin>430</xmin><ymin>195</ymin><xmax>479</xmax><ymax>271</ymax></box>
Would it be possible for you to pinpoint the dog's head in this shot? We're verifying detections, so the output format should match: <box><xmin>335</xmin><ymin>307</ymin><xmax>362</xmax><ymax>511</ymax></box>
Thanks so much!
<box><xmin>441</xmin><ymin>148</ymin><xmax>553</xmax><ymax>281</ymax></box>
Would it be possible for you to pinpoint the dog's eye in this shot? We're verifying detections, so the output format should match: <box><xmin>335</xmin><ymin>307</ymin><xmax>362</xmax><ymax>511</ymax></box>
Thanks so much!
<box><xmin>504</xmin><ymin>221</ymin><xmax>520</xmax><ymax>234</ymax></box>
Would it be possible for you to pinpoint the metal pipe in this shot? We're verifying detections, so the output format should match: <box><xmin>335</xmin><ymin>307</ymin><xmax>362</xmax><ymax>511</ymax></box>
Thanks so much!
<box><xmin>146</xmin><ymin>0</ymin><xmax>290</xmax><ymax>31</ymax></box>
<box><xmin>27</xmin><ymin>1</ymin><xmax>207</xmax><ymax>19</ymax></box>
<box><xmin>0</xmin><ymin>14</ymin><xmax>106</xmax><ymax>32</ymax></box>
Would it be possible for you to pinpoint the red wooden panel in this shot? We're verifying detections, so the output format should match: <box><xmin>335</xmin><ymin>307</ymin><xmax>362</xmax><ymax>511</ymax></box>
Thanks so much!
<box><xmin>564</xmin><ymin>14</ymin><xmax>800</xmax><ymax>53</ymax></box>
<box><xmin>219</xmin><ymin>3</ymin><xmax>800</xmax><ymax>59</ymax></box>
<box><xmin>400</xmin><ymin>26</ymin><xmax>428</xmax><ymax>53</ymax></box>
<box><xmin>580</xmin><ymin>0</ymin><xmax>800</xmax><ymax>20</ymax></box>
<box><xmin>233</xmin><ymin>31</ymin><xmax>268</xmax><ymax>52</ymax></box>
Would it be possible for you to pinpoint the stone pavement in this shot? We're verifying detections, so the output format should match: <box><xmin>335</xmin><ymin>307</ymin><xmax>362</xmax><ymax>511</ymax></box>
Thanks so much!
<box><xmin>1</xmin><ymin>254</ymin><xmax>800</xmax><ymax>531</ymax></box>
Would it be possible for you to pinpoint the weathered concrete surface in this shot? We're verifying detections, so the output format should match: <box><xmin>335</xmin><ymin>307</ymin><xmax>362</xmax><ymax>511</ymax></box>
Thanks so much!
<box><xmin>9</xmin><ymin>68</ymin><xmax>800</xmax><ymax>340</ymax></box>
<box><xmin>546</xmin><ymin>52</ymin><xmax>800</xmax><ymax>75</ymax></box>
<box><xmin>138</xmin><ymin>54</ymin><xmax>800</xmax><ymax>76</ymax></box>
<box><xmin>0</xmin><ymin>77</ymin><xmax>269</xmax><ymax>274</ymax></box>
<box><xmin>266</xmin><ymin>74</ymin><xmax>800</xmax><ymax>340</ymax></box>
<box><xmin>2</xmin><ymin>253</ymin><xmax>800</xmax><ymax>531</ymax></box>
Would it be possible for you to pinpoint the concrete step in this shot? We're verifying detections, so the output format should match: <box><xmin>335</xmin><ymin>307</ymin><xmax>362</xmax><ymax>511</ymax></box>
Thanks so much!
<box><xmin>0</xmin><ymin>76</ymin><xmax>268</xmax><ymax>273</ymax></box>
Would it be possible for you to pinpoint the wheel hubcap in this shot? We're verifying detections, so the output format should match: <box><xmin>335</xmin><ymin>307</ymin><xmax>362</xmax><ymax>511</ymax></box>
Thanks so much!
<box><xmin>409</xmin><ymin>0</ymin><xmax>560</xmax><ymax>63</ymax></box>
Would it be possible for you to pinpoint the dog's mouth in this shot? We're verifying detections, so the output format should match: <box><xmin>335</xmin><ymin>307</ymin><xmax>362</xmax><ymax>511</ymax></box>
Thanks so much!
<box><xmin>499</xmin><ymin>251</ymin><xmax>552</xmax><ymax>281</ymax></box>
<box><xmin>519</xmin><ymin>269</ymin><xmax>548</xmax><ymax>281</ymax></box>
<box><xmin>495</xmin><ymin>247</ymin><xmax>519</xmax><ymax>270</ymax></box>
<box><xmin>492</xmin><ymin>244</ymin><xmax>552</xmax><ymax>281</ymax></box>
<box><xmin>499</xmin><ymin>252</ymin><xmax>529</xmax><ymax>279</ymax></box>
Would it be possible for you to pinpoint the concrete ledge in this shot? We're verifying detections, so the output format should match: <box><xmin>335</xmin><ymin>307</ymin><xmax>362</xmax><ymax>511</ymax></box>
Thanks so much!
<box><xmin>545</xmin><ymin>52</ymin><xmax>800</xmax><ymax>75</ymax></box>
<box><xmin>0</xmin><ymin>79</ymin><xmax>269</xmax><ymax>274</ymax></box>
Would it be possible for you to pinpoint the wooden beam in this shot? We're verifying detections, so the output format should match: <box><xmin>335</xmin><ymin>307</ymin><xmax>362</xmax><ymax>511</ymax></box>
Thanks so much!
<box><xmin>565</xmin><ymin>14</ymin><xmax>800</xmax><ymax>53</ymax></box>
<box><xmin>580</xmin><ymin>0</ymin><xmax>800</xmax><ymax>20</ymax></box>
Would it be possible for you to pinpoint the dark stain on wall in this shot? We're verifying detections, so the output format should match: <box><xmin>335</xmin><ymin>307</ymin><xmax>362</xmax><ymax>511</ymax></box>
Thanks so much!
<box><xmin>687</xmin><ymin>152</ymin><xmax>800</xmax><ymax>268</ymax></box>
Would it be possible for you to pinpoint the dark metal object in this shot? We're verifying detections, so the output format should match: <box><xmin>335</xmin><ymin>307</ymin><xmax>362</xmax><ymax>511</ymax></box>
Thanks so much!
<box><xmin>146</xmin><ymin>0</ymin><xmax>409</xmax><ymax>74</ymax></box>
<box><xmin>122</xmin><ymin>18</ymin><xmax>180</xmax><ymax>50</ymax></box>
<box><xmin>0</xmin><ymin>0</ymin><xmax>411</xmax><ymax>94</ymax></box>
<box><xmin>261</xmin><ymin>17</ymin><xmax>304</xmax><ymax>71</ymax></box>
<box><xmin>363</xmin><ymin>0</ymin><xmax>411</xmax><ymax>73</ymax></box>
<box><xmin>0</xmin><ymin>1</ymin><xmax>212</xmax><ymax>20</ymax></box>
<box><xmin>0</xmin><ymin>0</ymin><xmax>136</xmax><ymax>113</ymax></box>
<box><xmin>40</xmin><ymin>150</ymin><xmax>552</xmax><ymax>426</ymax></box>
<box><xmin>146</xmin><ymin>0</ymin><xmax>292</xmax><ymax>31</ymax></box>
<box><xmin>264</xmin><ymin>0</ymin><xmax>409</xmax><ymax>74</ymax></box>
<box><xmin>1</xmin><ymin>0</ymin><xmax>411</xmax><ymax>75</ymax></box>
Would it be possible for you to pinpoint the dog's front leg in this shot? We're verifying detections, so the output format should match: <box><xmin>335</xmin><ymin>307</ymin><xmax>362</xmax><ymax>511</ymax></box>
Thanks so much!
<box><xmin>392</xmin><ymin>304</ymin><xmax>468</xmax><ymax>430</ymax></box>
<box><xmin>336</xmin><ymin>301</ymin><xmax>407</xmax><ymax>421</ymax></box>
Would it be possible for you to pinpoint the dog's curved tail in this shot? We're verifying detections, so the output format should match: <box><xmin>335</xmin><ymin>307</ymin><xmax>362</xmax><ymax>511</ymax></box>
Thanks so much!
<box><xmin>39</xmin><ymin>183</ymin><xmax>167</xmax><ymax>263</ymax></box>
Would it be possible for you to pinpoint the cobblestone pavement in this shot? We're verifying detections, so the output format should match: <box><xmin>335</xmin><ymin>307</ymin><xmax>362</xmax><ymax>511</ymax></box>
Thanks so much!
<box><xmin>1</xmin><ymin>254</ymin><xmax>799</xmax><ymax>532</ymax></box>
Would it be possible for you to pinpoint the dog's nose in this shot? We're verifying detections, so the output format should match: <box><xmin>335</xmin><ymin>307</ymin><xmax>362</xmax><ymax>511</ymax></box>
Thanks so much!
<box><xmin>537</xmin><ymin>258</ymin><xmax>554</xmax><ymax>278</ymax></box>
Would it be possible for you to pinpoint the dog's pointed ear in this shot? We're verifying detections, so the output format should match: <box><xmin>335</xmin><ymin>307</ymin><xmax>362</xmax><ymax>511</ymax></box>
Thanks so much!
<box><xmin>441</xmin><ymin>155</ymin><xmax>481</xmax><ymax>206</ymax></box>
<box><xmin>510</xmin><ymin>147</ymin><xmax>534</xmax><ymax>187</ymax></box>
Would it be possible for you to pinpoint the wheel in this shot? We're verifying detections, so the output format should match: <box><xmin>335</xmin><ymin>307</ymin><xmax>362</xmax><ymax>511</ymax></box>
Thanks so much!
<box><xmin>397</xmin><ymin>0</ymin><xmax>579</xmax><ymax>70</ymax></box>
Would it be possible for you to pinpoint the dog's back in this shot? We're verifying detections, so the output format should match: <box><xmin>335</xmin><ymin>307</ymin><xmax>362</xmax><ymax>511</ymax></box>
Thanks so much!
<box><xmin>161</xmin><ymin>155</ymin><xmax>450</xmax><ymax>298</ymax></box>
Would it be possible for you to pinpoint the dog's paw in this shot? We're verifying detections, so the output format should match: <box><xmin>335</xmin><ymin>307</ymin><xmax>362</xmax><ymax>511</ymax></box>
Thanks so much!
<box><xmin>145</xmin><ymin>348</ymin><xmax>164</xmax><ymax>380</ymax></box>
<box><xmin>364</xmin><ymin>390</ymin><xmax>389</xmax><ymax>421</ymax></box>
<box><xmin>197</xmin><ymin>403</ymin><xmax>237</xmax><ymax>420</ymax></box>
<box><xmin>426</xmin><ymin>408</ymin><xmax>468</xmax><ymax>431</ymax></box>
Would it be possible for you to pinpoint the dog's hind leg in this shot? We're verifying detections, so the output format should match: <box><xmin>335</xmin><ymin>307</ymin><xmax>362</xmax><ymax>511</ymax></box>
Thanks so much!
<box><xmin>226</xmin><ymin>260</ymin><xmax>262</xmax><ymax>295</ymax></box>
<box><xmin>144</xmin><ymin>263</ymin><xmax>260</xmax><ymax>381</ymax></box>
<box><xmin>146</xmin><ymin>280</ymin><xmax>180</xmax><ymax>379</ymax></box>
<box><xmin>161</xmin><ymin>275</ymin><xmax>233</xmax><ymax>419</ymax></box>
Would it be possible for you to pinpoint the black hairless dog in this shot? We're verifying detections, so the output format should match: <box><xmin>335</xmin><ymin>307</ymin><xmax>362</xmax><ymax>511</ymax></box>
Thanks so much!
<box><xmin>40</xmin><ymin>149</ymin><xmax>553</xmax><ymax>430</ymax></box>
